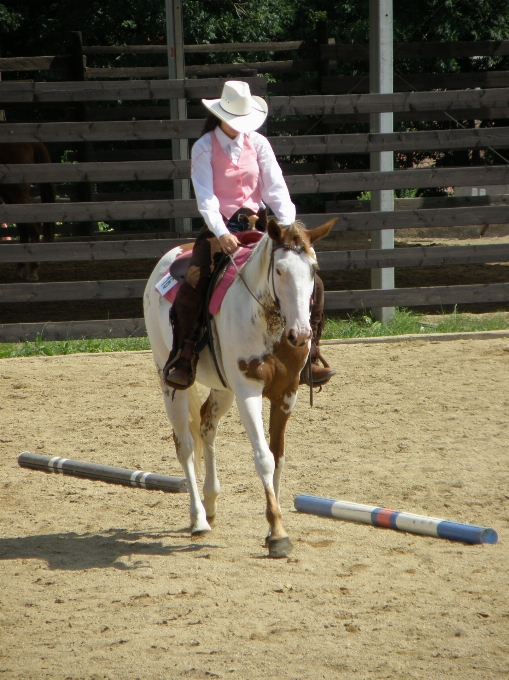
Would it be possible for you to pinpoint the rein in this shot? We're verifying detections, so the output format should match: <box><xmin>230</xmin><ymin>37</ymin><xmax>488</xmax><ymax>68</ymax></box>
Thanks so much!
<box><xmin>229</xmin><ymin>240</ymin><xmax>308</xmax><ymax>318</ymax></box>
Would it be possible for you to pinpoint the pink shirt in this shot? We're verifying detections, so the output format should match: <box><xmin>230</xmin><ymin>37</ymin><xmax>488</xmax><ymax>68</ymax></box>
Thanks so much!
<box><xmin>191</xmin><ymin>127</ymin><xmax>296</xmax><ymax>238</ymax></box>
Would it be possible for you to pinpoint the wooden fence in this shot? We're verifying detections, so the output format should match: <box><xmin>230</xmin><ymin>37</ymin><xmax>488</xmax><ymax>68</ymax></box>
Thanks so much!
<box><xmin>1</xmin><ymin>37</ymin><xmax>509</xmax><ymax>342</ymax></box>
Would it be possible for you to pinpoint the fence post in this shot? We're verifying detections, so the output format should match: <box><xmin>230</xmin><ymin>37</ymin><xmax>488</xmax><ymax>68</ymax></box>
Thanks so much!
<box><xmin>317</xmin><ymin>19</ymin><xmax>336</xmax><ymax>179</ymax></box>
<box><xmin>369</xmin><ymin>0</ymin><xmax>395</xmax><ymax>323</ymax></box>
<box><xmin>166</xmin><ymin>0</ymin><xmax>191</xmax><ymax>234</ymax></box>
<box><xmin>69</xmin><ymin>31</ymin><xmax>95</xmax><ymax>236</ymax></box>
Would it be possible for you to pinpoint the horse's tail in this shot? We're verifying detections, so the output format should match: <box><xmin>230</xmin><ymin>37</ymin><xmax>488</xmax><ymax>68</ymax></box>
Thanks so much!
<box><xmin>33</xmin><ymin>143</ymin><xmax>56</xmax><ymax>242</ymax></box>
<box><xmin>187</xmin><ymin>384</ymin><xmax>204</xmax><ymax>478</ymax></box>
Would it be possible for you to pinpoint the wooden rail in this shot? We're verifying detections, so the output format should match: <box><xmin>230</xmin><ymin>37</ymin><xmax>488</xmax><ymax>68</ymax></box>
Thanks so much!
<box><xmin>324</xmin><ymin>283</ymin><xmax>509</xmax><ymax>310</ymax></box>
<box><xmin>0</xmin><ymin>279</ymin><xmax>147</xmax><ymax>304</ymax></box>
<box><xmin>284</xmin><ymin>165</ymin><xmax>509</xmax><ymax>195</ymax></box>
<box><xmin>1</xmin><ymin>241</ymin><xmax>508</xmax><ymax>268</ymax></box>
<box><xmin>82</xmin><ymin>41</ymin><xmax>310</xmax><ymax>55</ymax></box>
<box><xmin>1</xmin><ymin>82</ymin><xmax>506</xmax><ymax>114</ymax></box>
<box><xmin>322</xmin><ymin>72</ymin><xmax>509</xmax><ymax>94</ymax></box>
<box><xmin>267</xmin><ymin>89</ymin><xmax>509</xmax><ymax>116</ymax></box>
<box><xmin>86</xmin><ymin>60</ymin><xmax>319</xmax><ymax>79</ymax></box>
<box><xmin>80</xmin><ymin>40</ymin><xmax>509</xmax><ymax>58</ymax></box>
<box><xmin>0</xmin><ymin>319</ymin><xmax>146</xmax><ymax>343</ymax></box>
<box><xmin>78</xmin><ymin>68</ymin><xmax>509</xmax><ymax>89</ymax></box>
<box><xmin>1</xmin><ymin>202</ymin><xmax>508</xmax><ymax>227</ymax></box>
<box><xmin>321</xmin><ymin>40</ymin><xmax>509</xmax><ymax>60</ymax></box>
<box><xmin>2</xmin><ymin>126</ymin><xmax>508</xmax><ymax>161</ymax></box>
<box><xmin>0</xmin><ymin>239</ymin><xmax>194</xmax><ymax>263</ymax></box>
<box><xmin>0</xmin><ymin>77</ymin><xmax>266</xmax><ymax>104</ymax></box>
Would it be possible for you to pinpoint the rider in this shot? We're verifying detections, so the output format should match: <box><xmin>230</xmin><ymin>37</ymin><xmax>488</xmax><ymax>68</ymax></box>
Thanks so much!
<box><xmin>163</xmin><ymin>80</ymin><xmax>336</xmax><ymax>390</ymax></box>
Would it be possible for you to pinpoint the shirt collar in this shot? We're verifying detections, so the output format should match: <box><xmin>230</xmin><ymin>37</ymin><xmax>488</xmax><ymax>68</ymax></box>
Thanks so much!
<box><xmin>215</xmin><ymin>125</ymin><xmax>244</xmax><ymax>149</ymax></box>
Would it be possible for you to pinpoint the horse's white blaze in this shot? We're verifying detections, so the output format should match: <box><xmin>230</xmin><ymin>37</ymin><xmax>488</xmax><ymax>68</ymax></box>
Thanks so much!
<box><xmin>272</xmin><ymin>249</ymin><xmax>315</xmax><ymax>346</ymax></box>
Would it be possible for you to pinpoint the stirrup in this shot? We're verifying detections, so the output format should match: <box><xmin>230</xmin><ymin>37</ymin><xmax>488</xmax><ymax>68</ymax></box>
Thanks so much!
<box><xmin>162</xmin><ymin>348</ymin><xmax>181</xmax><ymax>383</ymax></box>
<box><xmin>162</xmin><ymin>340</ymin><xmax>198</xmax><ymax>390</ymax></box>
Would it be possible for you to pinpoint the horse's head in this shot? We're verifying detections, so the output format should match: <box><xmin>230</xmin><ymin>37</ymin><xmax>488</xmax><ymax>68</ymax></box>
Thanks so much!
<box><xmin>267</xmin><ymin>218</ymin><xmax>336</xmax><ymax>347</ymax></box>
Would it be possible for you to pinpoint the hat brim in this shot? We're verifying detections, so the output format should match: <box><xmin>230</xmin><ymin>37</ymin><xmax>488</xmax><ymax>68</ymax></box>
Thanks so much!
<box><xmin>202</xmin><ymin>95</ymin><xmax>268</xmax><ymax>133</ymax></box>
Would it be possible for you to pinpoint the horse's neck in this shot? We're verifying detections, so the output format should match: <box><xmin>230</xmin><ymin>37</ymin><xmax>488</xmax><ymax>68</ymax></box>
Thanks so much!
<box><xmin>240</xmin><ymin>235</ymin><xmax>272</xmax><ymax>298</ymax></box>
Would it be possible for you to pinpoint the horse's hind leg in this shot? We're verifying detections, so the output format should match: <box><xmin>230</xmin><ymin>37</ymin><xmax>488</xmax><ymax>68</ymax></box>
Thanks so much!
<box><xmin>161</xmin><ymin>387</ymin><xmax>211</xmax><ymax>535</ymax></box>
<box><xmin>200</xmin><ymin>389</ymin><xmax>234</xmax><ymax>522</ymax></box>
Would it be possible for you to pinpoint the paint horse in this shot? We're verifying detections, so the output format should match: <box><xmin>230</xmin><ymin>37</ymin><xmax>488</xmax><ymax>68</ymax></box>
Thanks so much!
<box><xmin>144</xmin><ymin>218</ymin><xmax>335</xmax><ymax>557</ymax></box>
<box><xmin>0</xmin><ymin>143</ymin><xmax>56</xmax><ymax>280</ymax></box>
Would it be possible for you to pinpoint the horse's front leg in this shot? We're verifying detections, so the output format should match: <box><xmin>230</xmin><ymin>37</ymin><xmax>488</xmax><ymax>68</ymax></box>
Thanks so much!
<box><xmin>269</xmin><ymin>389</ymin><xmax>297</xmax><ymax>502</ymax></box>
<box><xmin>200</xmin><ymin>388</ymin><xmax>235</xmax><ymax>522</ymax></box>
<box><xmin>161</xmin><ymin>387</ymin><xmax>211</xmax><ymax>535</ymax></box>
<box><xmin>263</xmin><ymin>389</ymin><xmax>297</xmax><ymax>544</ymax></box>
<box><xmin>235</xmin><ymin>391</ymin><xmax>293</xmax><ymax>558</ymax></box>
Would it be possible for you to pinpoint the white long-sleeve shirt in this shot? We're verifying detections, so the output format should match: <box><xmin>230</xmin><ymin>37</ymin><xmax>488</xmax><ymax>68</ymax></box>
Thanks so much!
<box><xmin>191</xmin><ymin>126</ymin><xmax>296</xmax><ymax>238</ymax></box>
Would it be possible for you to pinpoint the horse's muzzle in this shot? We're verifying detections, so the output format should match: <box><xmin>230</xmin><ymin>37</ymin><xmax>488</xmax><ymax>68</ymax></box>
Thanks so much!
<box><xmin>286</xmin><ymin>328</ymin><xmax>312</xmax><ymax>347</ymax></box>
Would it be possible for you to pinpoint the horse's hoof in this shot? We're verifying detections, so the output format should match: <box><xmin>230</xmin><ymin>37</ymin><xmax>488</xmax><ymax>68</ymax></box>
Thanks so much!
<box><xmin>191</xmin><ymin>528</ymin><xmax>212</xmax><ymax>538</ymax></box>
<box><xmin>26</xmin><ymin>273</ymin><xmax>39</xmax><ymax>282</ymax></box>
<box><xmin>268</xmin><ymin>536</ymin><xmax>293</xmax><ymax>559</ymax></box>
<box><xmin>206</xmin><ymin>515</ymin><xmax>216</xmax><ymax>527</ymax></box>
<box><xmin>191</xmin><ymin>519</ymin><xmax>212</xmax><ymax>537</ymax></box>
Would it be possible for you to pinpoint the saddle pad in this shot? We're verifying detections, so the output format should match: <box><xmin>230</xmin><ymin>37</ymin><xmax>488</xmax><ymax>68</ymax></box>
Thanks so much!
<box><xmin>156</xmin><ymin>244</ymin><xmax>253</xmax><ymax>311</ymax></box>
<box><xmin>155</xmin><ymin>269</ymin><xmax>181</xmax><ymax>304</ymax></box>
<box><xmin>209</xmin><ymin>246</ymin><xmax>252</xmax><ymax>315</ymax></box>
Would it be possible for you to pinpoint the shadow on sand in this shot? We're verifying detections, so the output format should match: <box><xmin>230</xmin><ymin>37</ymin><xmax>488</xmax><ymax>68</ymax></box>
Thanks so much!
<box><xmin>0</xmin><ymin>528</ymin><xmax>220</xmax><ymax>570</ymax></box>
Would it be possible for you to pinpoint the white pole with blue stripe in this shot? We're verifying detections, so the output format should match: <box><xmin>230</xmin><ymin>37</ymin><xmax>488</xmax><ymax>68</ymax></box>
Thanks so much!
<box><xmin>294</xmin><ymin>495</ymin><xmax>498</xmax><ymax>545</ymax></box>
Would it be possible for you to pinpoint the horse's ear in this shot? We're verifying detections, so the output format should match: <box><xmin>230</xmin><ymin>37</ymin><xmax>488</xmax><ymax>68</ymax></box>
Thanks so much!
<box><xmin>307</xmin><ymin>218</ymin><xmax>337</xmax><ymax>244</ymax></box>
<box><xmin>267</xmin><ymin>218</ymin><xmax>283</xmax><ymax>244</ymax></box>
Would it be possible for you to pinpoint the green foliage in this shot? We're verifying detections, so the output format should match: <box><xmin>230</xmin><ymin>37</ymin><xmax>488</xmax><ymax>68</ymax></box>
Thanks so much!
<box><xmin>3</xmin><ymin>0</ymin><xmax>507</xmax><ymax>58</ymax></box>
<box><xmin>322</xmin><ymin>309</ymin><xmax>509</xmax><ymax>340</ymax></box>
<box><xmin>0</xmin><ymin>335</ymin><xmax>151</xmax><ymax>359</ymax></box>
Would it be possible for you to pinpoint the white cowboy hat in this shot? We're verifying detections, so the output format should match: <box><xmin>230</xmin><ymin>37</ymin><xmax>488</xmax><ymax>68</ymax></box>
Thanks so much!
<box><xmin>202</xmin><ymin>80</ymin><xmax>268</xmax><ymax>133</ymax></box>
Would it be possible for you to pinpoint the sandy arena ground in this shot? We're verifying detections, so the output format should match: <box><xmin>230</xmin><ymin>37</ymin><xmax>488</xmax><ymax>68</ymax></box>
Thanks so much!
<box><xmin>0</xmin><ymin>339</ymin><xmax>508</xmax><ymax>679</ymax></box>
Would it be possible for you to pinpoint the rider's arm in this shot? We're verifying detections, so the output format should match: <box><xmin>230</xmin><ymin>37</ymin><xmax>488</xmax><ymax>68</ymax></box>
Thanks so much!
<box><xmin>191</xmin><ymin>133</ymin><xmax>229</xmax><ymax>239</ymax></box>
<box><xmin>252</xmin><ymin>132</ymin><xmax>296</xmax><ymax>226</ymax></box>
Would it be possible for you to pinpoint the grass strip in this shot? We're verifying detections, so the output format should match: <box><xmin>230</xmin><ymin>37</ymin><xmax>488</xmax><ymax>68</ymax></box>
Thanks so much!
<box><xmin>1</xmin><ymin>309</ymin><xmax>508</xmax><ymax>359</ymax></box>
<box><xmin>322</xmin><ymin>308</ymin><xmax>509</xmax><ymax>340</ymax></box>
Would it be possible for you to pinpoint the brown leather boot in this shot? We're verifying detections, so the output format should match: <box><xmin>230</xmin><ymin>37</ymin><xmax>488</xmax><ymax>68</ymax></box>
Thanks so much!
<box><xmin>300</xmin><ymin>274</ymin><xmax>336</xmax><ymax>387</ymax></box>
<box><xmin>162</xmin><ymin>227</ymin><xmax>222</xmax><ymax>390</ymax></box>
<box><xmin>300</xmin><ymin>341</ymin><xmax>337</xmax><ymax>386</ymax></box>
<box><xmin>163</xmin><ymin>338</ymin><xmax>199</xmax><ymax>390</ymax></box>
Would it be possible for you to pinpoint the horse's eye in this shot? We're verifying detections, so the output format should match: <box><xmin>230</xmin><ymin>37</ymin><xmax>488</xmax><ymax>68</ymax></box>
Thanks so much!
<box><xmin>276</xmin><ymin>268</ymin><xmax>282</xmax><ymax>276</ymax></box>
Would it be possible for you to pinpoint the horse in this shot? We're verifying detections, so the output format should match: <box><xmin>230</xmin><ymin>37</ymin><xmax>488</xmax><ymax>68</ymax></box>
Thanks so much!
<box><xmin>0</xmin><ymin>142</ymin><xmax>56</xmax><ymax>281</ymax></box>
<box><xmin>144</xmin><ymin>217</ymin><xmax>335</xmax><ymax>557</ymax></box>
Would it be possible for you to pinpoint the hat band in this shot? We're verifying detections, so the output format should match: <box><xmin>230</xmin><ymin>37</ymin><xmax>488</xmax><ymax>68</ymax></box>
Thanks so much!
<box><xmin>219</xmin><ymin>101</ymin><xmax>251</xmax><ymax>117</ymax></box>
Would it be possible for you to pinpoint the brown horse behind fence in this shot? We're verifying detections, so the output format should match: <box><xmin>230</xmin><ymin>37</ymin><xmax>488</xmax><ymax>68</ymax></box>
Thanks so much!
<box><xmin>0</xmin><ymin>142</ymin><xmax>56</xmax><ymax>281</ymax></box>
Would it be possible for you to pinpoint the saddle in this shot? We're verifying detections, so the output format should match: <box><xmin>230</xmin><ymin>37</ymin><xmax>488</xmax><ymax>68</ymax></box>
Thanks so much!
<box><xmin>157</xmin><ymin>230</ymin><xmax>263</xmax><ymax>309</ymax></box>
<box><xmin>156</xmin><ymin>230</ymin><xmax>264</xmax><ymax>387</ymax></box>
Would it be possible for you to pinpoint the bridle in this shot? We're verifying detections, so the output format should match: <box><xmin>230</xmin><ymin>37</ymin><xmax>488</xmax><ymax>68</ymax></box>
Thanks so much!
<box><xmin>228</xmin><ymin>241</ymin><xmax>311</xmax><ymax>321</ymax></box>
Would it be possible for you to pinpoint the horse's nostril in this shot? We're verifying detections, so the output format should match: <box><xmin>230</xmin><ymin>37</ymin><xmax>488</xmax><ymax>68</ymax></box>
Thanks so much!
<box><xmin>287</xmin><ymin>331</ymin><xmax>296</xmax><ymax>346</ymax></box>
<box><xmin>298</xmin><ymin>340</ymin><xmax>306</xmax><ymax>347</ymax></box>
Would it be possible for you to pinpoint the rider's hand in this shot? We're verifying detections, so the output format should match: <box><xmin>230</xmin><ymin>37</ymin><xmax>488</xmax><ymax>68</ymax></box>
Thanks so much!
<box><xmin>219</xmin><ymin>233</ymin><xmax>240</xmax><ymax>255</ymax></box>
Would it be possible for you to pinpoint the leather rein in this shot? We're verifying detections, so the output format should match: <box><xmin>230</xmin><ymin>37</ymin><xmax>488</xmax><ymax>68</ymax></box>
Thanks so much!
<box><xmin>229</xmin><ymin>240</ymin><xmax>309</xmax><ymax>320</ymax></box>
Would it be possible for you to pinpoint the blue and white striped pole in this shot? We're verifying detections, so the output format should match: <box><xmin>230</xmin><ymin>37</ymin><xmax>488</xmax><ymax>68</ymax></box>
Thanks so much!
<box><xmin>294</xmin><ymin>495</ymin><xmax>498</xmax><ymax>545</ymax></box>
